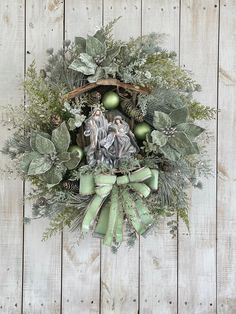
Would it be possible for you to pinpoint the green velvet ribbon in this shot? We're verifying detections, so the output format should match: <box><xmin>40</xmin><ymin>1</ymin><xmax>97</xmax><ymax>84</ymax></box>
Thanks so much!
<box><xmin>81</xmin><ymin>167</ymin><xmax>159</xmax><ymax>246</ymax></box>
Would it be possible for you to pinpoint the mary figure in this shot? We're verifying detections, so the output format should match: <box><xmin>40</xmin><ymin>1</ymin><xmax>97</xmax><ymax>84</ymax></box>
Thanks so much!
<box><xmin>100</xmin><ymin>115</ymin><xmax>139</xmax><ymax>166</ymax></box>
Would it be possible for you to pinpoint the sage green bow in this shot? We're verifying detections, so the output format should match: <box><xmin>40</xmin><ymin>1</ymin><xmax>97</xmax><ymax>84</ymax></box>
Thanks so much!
<box><xmin>80</xmin><ymin>167</ymin><xmax>159</xmax><ymax>246</ymax></box>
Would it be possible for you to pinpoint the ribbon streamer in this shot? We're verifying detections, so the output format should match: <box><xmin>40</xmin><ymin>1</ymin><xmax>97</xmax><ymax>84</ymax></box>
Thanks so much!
<box><xmin>81</xmin><ymin>167</ymin><xmax>159</xmax><ymax>246</ymax></box>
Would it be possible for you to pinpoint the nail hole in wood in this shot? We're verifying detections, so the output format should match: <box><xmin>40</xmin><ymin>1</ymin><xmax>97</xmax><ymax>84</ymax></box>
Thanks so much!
<box><xmin>27</xmin><ymin>51</ymin><xmax>31</xmax><ymax>54</ymax></box>
<box><xmin>161</xmin><ymin>8</ymin><xmax>164</xmax><ymax>11</ymax></box>
<box><xmin>169</xmin><ymin>301</ymin><xmax>172</xmax><ymax>304</ymax></box>
<box><xmin>91</xmin><ymin>300</ymin><xmax>94</xmax><ymax>304</ymax></box>
<box><xmin>203</xmin><ymin>7</ymin><xmax>206</xmax><ymax>10</ymax></box>
<box><xmin>214</xmin><ymin>4</ymin><xmax>217</xmax><ymax>8</ymax></box>
<box><xmin>14</xmin><ymin>304</ymin><xmax>17</xmax><ymax>307</ymax></box>
<box><xmin>173</xmin><ymin>6</ymin><xmax>176</xmax><ymax>9</ymax></box>
<box><xmin>41</xmin><ymin>304</ymin><xmax>43</xmax><ymax>306</ymax></box>
<box><xmin>185</xmin><ymin>301</ymin><xmax>188</xmax><ymax>305</ymax></box>
<box><xmin>28</xmin><ymin>303</ymin><xmax>31</xmax><ymax>306</ymax></box>
<box><xmin>133</xmin><ymin>299</ymin><xmax>136</xmax><ymax>302</ymax></box>
<box><xmin>210</xmin><ymin>303</ymin><xmax>213</xmax><ymax>306</ymax></box>
<box><xmin>81</xmin><ymin>300</ymin><xmax>84</xmax><ymax>303</ymax></box>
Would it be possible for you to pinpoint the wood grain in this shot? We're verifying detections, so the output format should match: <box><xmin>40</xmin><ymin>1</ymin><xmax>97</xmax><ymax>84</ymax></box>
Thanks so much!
<box><xmin>62</xmin><ymin>1</ymin><xmax>102</xmax><ymax>313</ymax></box>
<box><xmin>0</xmin><ymin>1</ymin><xmax>24</xmax><ymax>313</ymax></box>
<box><xmin>217</xmin><ymin>1</ymin><xmax>236</xmax><ymax>313</ymax></box>
<box><xmin>22</xmin><ymin>1</ymin><xmax>63</xmax><ymax>313</ymax></box>
<box><xmin>1</xmin><ymin>1</ymin><xmax>236</xmax><ymax>313</ymax></box>
<box><xmin>140</xmin><ymin>2</ymin><xmax>179</xmax><ymax>313</ymax></box>
<box><xmin>178</xmin><ymin>1</ymin><xmax>218</xmax><ymax>313</ymax></box>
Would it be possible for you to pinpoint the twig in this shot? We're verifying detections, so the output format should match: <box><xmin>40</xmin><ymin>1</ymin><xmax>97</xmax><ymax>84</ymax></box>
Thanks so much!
<box><xmin>64</xmin><ymin>78</ymin><xmax>151</xmax><ymax>100</ymax></box>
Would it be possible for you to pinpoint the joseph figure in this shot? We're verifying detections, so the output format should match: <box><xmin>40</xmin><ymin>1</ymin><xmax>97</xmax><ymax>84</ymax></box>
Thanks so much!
<box><xmin>84</xmin><ymin>108</ymin><xmax>109</xmax><ymax>166</ymax></box>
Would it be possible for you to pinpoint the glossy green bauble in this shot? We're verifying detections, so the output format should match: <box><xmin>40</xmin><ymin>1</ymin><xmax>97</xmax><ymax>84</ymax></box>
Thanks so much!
<box><xmin>134</xmin><ymin>122</ymin><xmax>151</xmax><ymax>140</ymax></box>
<box><xmin>102</xmin><ymin>91</ymin><xmax>120</xmax><ymax>109</ymax></box>
<box><xmin>68</xmin><ymin>145</ymin><xmax>84</xmax><ymax>159</ymax></box>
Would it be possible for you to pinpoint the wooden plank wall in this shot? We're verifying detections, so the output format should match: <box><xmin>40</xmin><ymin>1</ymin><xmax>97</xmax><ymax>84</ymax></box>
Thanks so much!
<box><xmin>1</xmin><ymin>0</ymin><xmax>236</xmax><ymax>313</ymax></box>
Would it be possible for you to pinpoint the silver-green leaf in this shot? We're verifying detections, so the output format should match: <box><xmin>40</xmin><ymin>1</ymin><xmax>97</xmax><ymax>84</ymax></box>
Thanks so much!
<box><xmin>151</xmin><ymin>130</ymin><xmax>168</xmax><ymax>147</ymax></box>
<box><xmin>169</xmin><ymin>107</ymin><xmax>188</xmax><ymax>125</ymax></box>
<box><xmin>28</xmin><ymin>157</ymin><xmax>52</xmax><ymax>175</ymax></box>
<box><xmin>168</xmin><ymin>132</ymin><xmax>197</xmax><ymax>155</ymax></box>
<box><xmin>35</xmin><ymin>134</ymin><xmax>56</xmax><ymax>155</ymax></box>
<box><xmin>51</xmin><ymin>122</ymin><xmax>70</xmax><ymax>153</ymax></box>
<box><xmin>176</xmin><ymin>123</ymin><xmax>205</xmax><ymax>138</ymax></box>
<box><xmin>86</xmin><ymin>35</ymin><xmax>106</xmax><ymax>57</ymax></box>
<box><xmin>42</xmin><ymin>164</ymin><xmax>66</xmax><ymax>185</ymax></box>
<box><xmin>20</xmin><ymin>151</ymin><xmax>42</xmax><ymax>173</ymax></box>
<box><xmin>153</xmin><ymin>111</ymin><xmax>172</xmax><ymax>130</ymax></box>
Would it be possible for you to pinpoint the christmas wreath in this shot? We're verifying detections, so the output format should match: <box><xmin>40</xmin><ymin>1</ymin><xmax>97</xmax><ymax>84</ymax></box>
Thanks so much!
<box><xmin>2</xmin><ymin>20</ymin><xmax>215</xmax><ymax>249</ymax></box>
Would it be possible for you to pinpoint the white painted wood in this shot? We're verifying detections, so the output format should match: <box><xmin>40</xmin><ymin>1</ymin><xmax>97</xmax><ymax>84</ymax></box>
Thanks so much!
<box><xmin>178</xmin><ymin>1</ymin><xmax>218</xmax><ymax>313</ymax></box>
<box><xmin>218</xmin><ymin>1</ymin><xmax>236</xmax><ymax>313</ymax></box>
<box><xmin>140</xmin><ymin>2</ymin><xmax>179</xmax><ymax>312</ymax></box>
<box><xmin>0</xmin><ymin>1</ymin><xmax>24</xmax><ymax>313</ymax></box>
<box><xmin>101</xmin><ymin>2</ymin><xmax>141</xmax><ymax>313</ymax></box>
<box><xmin>62</xmin><ymin>1</ymin><xmax>102</xmax><ymax>313</ymax></box>
<box><xmin>22</xmin><ymin>1</ymin><xmax>64</xmax><ymax>313</ymax></box>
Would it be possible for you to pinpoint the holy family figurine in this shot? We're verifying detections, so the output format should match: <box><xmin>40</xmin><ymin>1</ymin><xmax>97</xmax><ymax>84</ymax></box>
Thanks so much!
<box><xmin>84</xmin><ymin>108</ymin><xmax>139</xmax><ymax>167</ymax></box>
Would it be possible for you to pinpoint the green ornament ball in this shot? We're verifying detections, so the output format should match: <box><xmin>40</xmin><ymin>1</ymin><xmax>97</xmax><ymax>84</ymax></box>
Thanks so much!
<box><xmin>102</xmin><ymin>91</ymin><xmax>120</xmax><ymax>109</ymax></box>
<box><xmin>134</xmin><ymin>122</ymin><xmax>151</xmax><ymax>140</ymax></box>
<box><xmin>68</xmin><ymin>145</ymin><xmax>84</xmax><ymax>159</ymax></box>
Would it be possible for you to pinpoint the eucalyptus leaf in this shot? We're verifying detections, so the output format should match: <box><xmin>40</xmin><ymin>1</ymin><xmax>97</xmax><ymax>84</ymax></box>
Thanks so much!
<box><xmin>176</xmin><ymin>123</ymin><xmax>205</xmax><ymax>138</ymax></box>
<box><xmin>168</xmin><ymin>132</ymin><xmax>196</xmax><ymax>155</ymax></box>
<box><xmin>28</xmin><ymin>157</ymin><xmax>52</xmax><ymax>175</ymax></box>
<box><xmin>51</xmin><ymin>122</ymin><xmax>70</xmax><ymax>153</ymax></box>
<box><xmin>153</xmin><ymin>111</ymin><xmax>172</xmax><ymax>130</ymax></box>
<box><xmin>86</xmin><ymin>35</ymin><xmax>106</xmax><ymax>57</ymax></box>
<box><xmin>65</xmin><ymin>152</ymin><xmax>81</xmax><ymax>170</ymax></box>
<box><xmin>35</xmin><ymin>134</ymin><xmax>56</xmax><ymax>155</ymax></box>
<box><xmin>20</xmin><ymin>151</ymin><xmax>42</xmax><ymax>173</ymax></box>
<box><xmin>151</xmin><ymin>130</ymin><xmax>168</xmax><ymax>147</ymax></box>
<box><xmin>169</xmin><ymin>107</ymin><xmax>188</xmax><ymax>125</ymax></box>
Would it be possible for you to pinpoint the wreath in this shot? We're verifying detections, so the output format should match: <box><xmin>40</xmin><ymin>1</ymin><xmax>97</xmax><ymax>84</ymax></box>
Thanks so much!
<box><xmin>2</xmin><ymin>20</ymin><xmax>215</xmax><ymax>250</ymax></box>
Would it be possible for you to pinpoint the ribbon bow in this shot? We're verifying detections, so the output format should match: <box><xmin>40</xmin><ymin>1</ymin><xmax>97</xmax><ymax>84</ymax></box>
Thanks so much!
<box><xmin>80</xmin><ymin>167</ymin><xmax>159</xmax><ymax>246</ymax></box>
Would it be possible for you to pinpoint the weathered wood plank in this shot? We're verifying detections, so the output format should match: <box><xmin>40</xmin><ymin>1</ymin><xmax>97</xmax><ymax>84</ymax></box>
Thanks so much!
<box><xmin>178</xmin><ymin>1</ymin><xmax>218</xmax><ymax>313</ymax></box>
<box><xmin>217</xmin><ymin>1</ymin><xmax>236</xmax><ymax>313</ymax></box>
<box><xmin>22</xmin><ymin>1</ymin><xmax>64</xmax><ymax>313</ymax></box>
<box><xmin>0</xmin><ymin>1</ymin><xmax>24</xmax><ymax>313</ymax></box>
<box><xmin>62</xmin><ymin>1</ymin><xmax>102</xmax><ymax>313</ymax></box>
<box><xmin>101</xmin><ymin>2</ymin><xmax>141</xmax><ymax>313</ymax></box>
<box><xmin>140</xmin><ymin>1</ymin><xmax>179</xmax><ymax>313</ymax></box>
